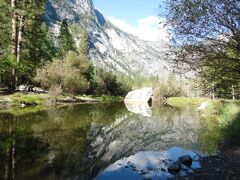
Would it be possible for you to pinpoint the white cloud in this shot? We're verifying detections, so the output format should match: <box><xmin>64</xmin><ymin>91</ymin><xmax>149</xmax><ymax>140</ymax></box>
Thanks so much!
<box><xmin>107</xmin><ymin>16</ymin><xmax>169</xmax><ymax>42</ymax></box>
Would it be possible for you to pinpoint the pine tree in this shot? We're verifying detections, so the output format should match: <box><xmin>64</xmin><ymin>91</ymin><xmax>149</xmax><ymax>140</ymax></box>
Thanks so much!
<box><xmin>58</xmin><ymin>19</ymin><xmax>75</xmax><ymax>57</ymax></box>
<box><xmin>0</xmin><ymin>0</ymin><xmax>11</xmax><ymax>55</ymax></box>
<box><xmin>79</xmin><ymin>29</ymin><xmax>89</xmax><ymax>56</ymax></box>
<box><xmin>0</xmin><ymin>0</ymin><xmax>11</xmax><ymax>85</ymax></box>
<box><xmin>0</xmin><ymin>0</ymin><xmax>55</xmax><ymax>88</ymax></box>
<box><xmin>16</xmin><ymin>0</ymin><xmax>55</xmax><ymax>85</ymax></box>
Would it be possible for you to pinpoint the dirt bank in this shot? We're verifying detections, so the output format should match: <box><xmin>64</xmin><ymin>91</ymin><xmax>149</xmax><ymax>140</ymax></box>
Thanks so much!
<box><xmin>172</xmin><ymin>145</ymin><xmax>240</xmax><ymax>180</ymax></box>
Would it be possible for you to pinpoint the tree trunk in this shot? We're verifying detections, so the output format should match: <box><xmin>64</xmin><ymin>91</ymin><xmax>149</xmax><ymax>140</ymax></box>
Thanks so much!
<box><xmin>16</xmin><ymin>15</ymin><xmax>24</xmax><ymax>85</ymax></box>
<box><xmin>11</xmin><ymin>0</ymin><xmax>18</xmax><ymax>91</ymax></box>
<box><xmin>232</xmin><ymin>85</ymin><xmax>235</xmax><ymax>100</ymax></box>
<box><xmin>17</xmin><ymin>15</ymin><xmax>24</xmax><ymax>63</ymax></box>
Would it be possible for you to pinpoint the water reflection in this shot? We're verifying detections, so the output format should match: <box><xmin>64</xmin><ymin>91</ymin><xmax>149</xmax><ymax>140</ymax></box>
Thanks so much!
<box><xmin>124</xmin><ymin>102</ymin><xmax>152</xmax><ymax>117</ymax></box>
<box><xmin>0</xmin><ymin>102</ymin><xmax>219</xmax><ymax>180</ymax></box>
<box><xmin>98</xmin><ymin>147</ymin><xmax>200</xmax><ymax>180</ymax></box>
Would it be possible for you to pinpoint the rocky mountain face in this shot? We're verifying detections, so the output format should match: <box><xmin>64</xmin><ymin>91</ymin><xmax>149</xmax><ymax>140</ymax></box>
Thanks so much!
<box><xmin>45</xmin><ymin>0</ymin><xmax>171</xmax><ymax>75</ymax></box>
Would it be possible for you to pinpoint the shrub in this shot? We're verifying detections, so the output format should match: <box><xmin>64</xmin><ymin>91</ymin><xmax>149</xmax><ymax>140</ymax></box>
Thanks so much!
<box><xmin>153</xmin><ymin>74</ymin><xmax>185</xmax><ymax>102</ymax></box>
<box><xmin>48</xmin><ymin>85</ymin><xmax>63</xmax><ymax>104</ymax></box>
<box><xmin>89</xmin><ymin>68</ymin><xmax>131</xmax><ymax>96</ymax></box>
<box><xmin>35</xmin><ymin>51</ymin><xmax>91</xmax><ymax>98</ymax></box>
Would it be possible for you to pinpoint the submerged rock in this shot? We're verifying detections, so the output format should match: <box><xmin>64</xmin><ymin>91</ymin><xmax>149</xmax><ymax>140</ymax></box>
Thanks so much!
<box><xmin>168</xmin><ymin>162</ymin><xmax>181</xmax><ymax>174</ymax></box>
<box><xmin>178</xmin><ymin>155</ymin><xmax>193</xmax><ymax>167</ymax></box>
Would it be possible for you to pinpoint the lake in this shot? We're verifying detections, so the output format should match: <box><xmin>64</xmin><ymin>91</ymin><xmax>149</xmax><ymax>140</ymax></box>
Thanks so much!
<box><xmin>0</xmin><ymin>102</ymin><xmax>219</xmax><ymax>180</ymax></box>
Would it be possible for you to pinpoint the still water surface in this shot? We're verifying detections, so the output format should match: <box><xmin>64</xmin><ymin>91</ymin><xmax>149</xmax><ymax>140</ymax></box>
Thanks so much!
<box><xmin>0</xmin><ymin>102</ymin><xmax>217</xmax><ymax>180</ymax></box>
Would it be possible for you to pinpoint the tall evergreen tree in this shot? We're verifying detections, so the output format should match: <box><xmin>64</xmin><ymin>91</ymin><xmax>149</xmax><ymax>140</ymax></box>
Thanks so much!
<box><xmin>79</xmin><ymin>29</ymin><xmax>89</xmax><ymax>56</ymax></box>
<box><xmin>58</xmin><ymin>19</ymin><xmax>75</xmax><ymax>57</ymax></box>
<box><xmin>0</xmin><ymin>0</ymin><xmax>55</xmax><ymax>89</ymax></box>
<box><xmin>0</xmin><ymin>0</ymin><xmax>11</xmax><ymax>85</ymax></box>
<box><xmin>16</xmin><ymin>0</ymin><xmax>55</xmax><ymax>86</ymax></box>
<box><xmin>0</xmin><ymin>0</ymin><xmax>11</xmax><ymax>56</ymax></box>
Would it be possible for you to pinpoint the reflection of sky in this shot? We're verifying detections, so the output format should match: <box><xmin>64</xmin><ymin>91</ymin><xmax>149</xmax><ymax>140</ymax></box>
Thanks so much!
<box><xmin>97</xmin><ymin>147</ymin><xmax>201</xmax><ymax>180</ymax></box>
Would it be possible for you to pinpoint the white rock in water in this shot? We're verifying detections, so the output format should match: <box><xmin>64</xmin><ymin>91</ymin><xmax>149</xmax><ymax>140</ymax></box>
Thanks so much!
<box><xmin>20</xmin><ymin>103</ymin><xmax>26</xmax><ymax>108</ymax></box>
<box><xmin>124</xmin><ymin>88</ymin><xmax>153</xmax><ymax>103</ymax></box>
<box><xmin>197</xmin><ymin>101</ymin><xmax>208</xmax><ymax>111</ymax></box>
<box><xmin>33</xmin><ymin>87</ymin><xmax>45</xmax><ymax>93</ymax></box>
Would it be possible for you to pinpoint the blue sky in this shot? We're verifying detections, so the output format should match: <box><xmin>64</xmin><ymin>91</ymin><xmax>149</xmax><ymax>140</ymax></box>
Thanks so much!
<box><xmin>92</xmin><ymin>0</ymin><xmax>168</xmax><ymax>42</ymax></box>
<box><xmin>93</xmin><ymin>0</ymin><xmax>163</xmax><ymax>26</ymax></box>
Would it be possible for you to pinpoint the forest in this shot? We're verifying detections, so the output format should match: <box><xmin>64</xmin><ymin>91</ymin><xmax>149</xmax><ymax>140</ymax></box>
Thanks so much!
<box><xmin>0</xmin><ymin>0</ymin><xmax>240</xmax><ymax>179</ymax></box>
<box><xmin>0</xmin><ymin>0</ymin><xmax>131</xmax><ymax>98</ymax></box>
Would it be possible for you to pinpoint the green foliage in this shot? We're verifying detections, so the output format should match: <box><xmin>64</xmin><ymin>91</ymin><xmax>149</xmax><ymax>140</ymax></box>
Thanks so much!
<box><xmin>35</xmin><ymin>60</ymin><xmax>64</xmax><ymax>87</ymax></box>
<box><xmin>58</xmin><ymin>19</ymin><xmax>75</xmax><ymax>57</ymax></box>
<box><xmin>0</xmin><ymin>0</ymin><xmax>55</xmax><ymax>87</ymax></box>
<box><xmin>0</xmin><ymin>93</ymin><xmax>48</xmax><ymax>107</ymax></box>
<box><xmin>63</xmin><ymin>52</ymin><xmax>91</xmax><ymax>95</ymax></box>
<box><xmin>35</xmin><ymin>51</ymin><xmax>91</xmax><ymax>97</ymax></box>
<box><xmin>154</xmin><ymin>74</ymin><xmax>185</xmax><ymax>102</ymax></box>
<box><xmin>199</xmin><ymin>50</ymin><xmax>240</xmax><ymax>99</ymax></box>
<box><xmin>200</xmin><ymin>101</ymin><xmax>240</xmax><ymax>152</ymax></box>
<box><xmin>79</xmin><ymin>29</ymin><xmax>89</xmax><ymax>56</ymax></box>
<box><xmin>0</xmin><ymin>0</ymin><xmax>11</xmax><ymax>55</ymax></box>
<box><xmin>163</xmin><ymin>0</ymin><xmax>240</xmax><ymax>99</ymax></box>
<box><xmin>89</xmin><ymin>68</ymin><xmax>131</xmax><ymax>96</ymax></box>
<box><xmin>167</xmin><ymin>97</ymin><xmax>240</xmax><ymax>152</ymax></box>
<box><xmin>0</xmin><ymin>0</ymin><xmax>11</xmax><ymax>86</ymax></box>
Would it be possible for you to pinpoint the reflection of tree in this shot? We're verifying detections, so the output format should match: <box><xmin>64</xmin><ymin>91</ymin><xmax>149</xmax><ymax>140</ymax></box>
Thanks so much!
<box><xmin>89</xmin><ymin>102</ymin><xmax>128</xmax><ymax>125</ymax></box>
<box><xmin>0</xmin><ymin>103</ymin><xmax>216</xmax><ymax>180</ymax></box>
<box><xmin>0</xmin><ymin>113</ymin><xmax>48</xmax><ymax>180</ymax></box>
<box><xmin>3</xmin><ymin>116</ymin><xmax>16</xmax><ymax>180</ymax></box>
<box><xmin>198</xmin><ymin>103</ymin><xmax>240</xmax><ymax>154</ymax></box>
<box><xmin>152</xmin><ymin>105</ymin><xmax>182</xmax><ymax>123</ymax></box>
<box><xmin>198</xmin><ymin>116</ymin><xmax>221</xmax><ymax>154</ymax></box>
<box><xmin>28</xmin><ymin>102</ymin><xmax>128</xmax><ymax>179</ymax></box>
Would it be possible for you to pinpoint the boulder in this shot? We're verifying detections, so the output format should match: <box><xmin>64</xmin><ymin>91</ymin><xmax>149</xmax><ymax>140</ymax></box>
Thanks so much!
<box><xmin>18</xmin><ymin>85</ymin><xmax>28</xmax><ymax>92</ymax></box>
<box><xmin>33</xmin><ymin>87</ymin><xmax>45</xmax><ymax>93</ymax></box>
<box><xmin>124</xmin><ymin>88</ymin><xmax>153</xmax><ymax>104</ymax></box>
<box><xmin>178</xmin><ymin>155</ymin><xmax>193</xmax><ymax>167</ymax></box>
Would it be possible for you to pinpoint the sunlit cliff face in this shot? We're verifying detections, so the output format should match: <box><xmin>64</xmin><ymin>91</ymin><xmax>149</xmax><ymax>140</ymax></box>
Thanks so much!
<box><xmin>45</xmin><ymin>0</ymin><xmax>171</xmax><ymax>76</ymax></box>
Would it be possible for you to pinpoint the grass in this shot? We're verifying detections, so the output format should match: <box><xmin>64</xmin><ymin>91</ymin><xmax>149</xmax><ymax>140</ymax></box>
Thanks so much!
<box><xmin>0</xmin><ymin>105</ymin><xmax>48</xmax><ymax>116</ymax></box>
<box><xmin>167</xmin><ymin>97</ymin><xmax>209</xmax><ymax>107</ymax></box>
<box><xmin>0</xmin><ymin>93</ymin><xmax>124</xmax><ymax>114</ymax></box>
<box><xmin>11</xmin><ymin>93</ymin><xmax>48</xmax><ymax>105</ymax></box>
<box><xmin>167</xmin><ymin>97</ymin><xmax>240</xmax><ymax>108</ymax></box>
<box><xmin>0</xmin><ymin>93</ymin><xmax>48</xmax><ymax>106</ymax></box>
<box><xmin>93</xmin><ymin>95</ymin><xmax>124</xmax><ymax>101</ymax></box>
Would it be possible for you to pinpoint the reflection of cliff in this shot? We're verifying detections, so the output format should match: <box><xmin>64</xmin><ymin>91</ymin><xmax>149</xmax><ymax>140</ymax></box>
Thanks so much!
<box><xmin>88</xmin><ymin>106</ymin><xmax>202</xmax><ymax>164</ymax></box>
<box><xmin>0</xmin><ymin>103</ymin><xmax>204</xmax><ymax>180</ymax></box>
